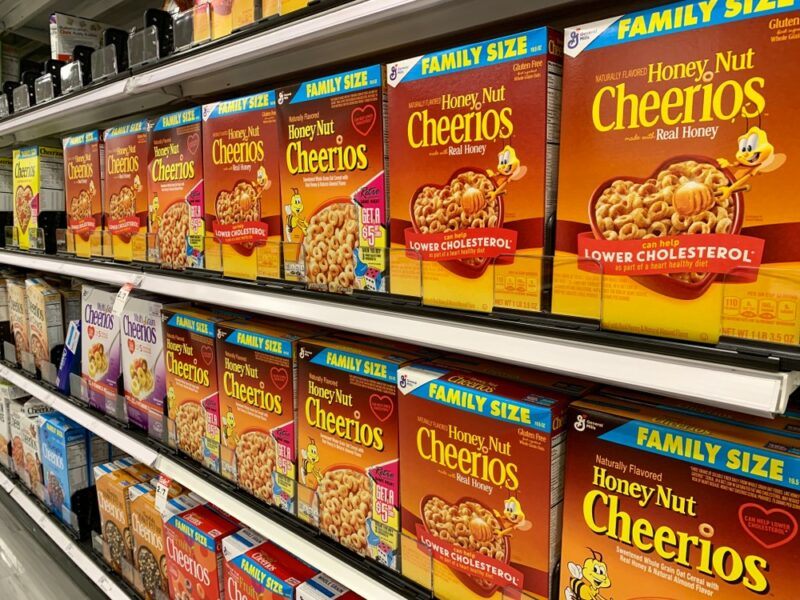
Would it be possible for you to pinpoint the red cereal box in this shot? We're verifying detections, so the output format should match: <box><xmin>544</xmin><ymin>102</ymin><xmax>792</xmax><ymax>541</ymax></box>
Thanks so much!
<box><xmin>63</xmin><ymin>131</ymin><xmax>104</xmax><ymax>257</ymax></box>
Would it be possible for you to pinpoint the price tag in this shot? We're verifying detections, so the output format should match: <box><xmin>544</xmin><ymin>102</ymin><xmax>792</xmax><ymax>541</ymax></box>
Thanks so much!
<box><xmin>111</xmin><ymin>280</ymin><xmax>139</xmax><ymax>317</ymax></box>
<box><xmin>155</xmin><ymin>474</ymin><xmax>173</xmax><ymax>514</ymax></box>
<box><xmin>99</xmin><ymin>575</ymin><xmax>114</xmax><ymax>593</ymax></box>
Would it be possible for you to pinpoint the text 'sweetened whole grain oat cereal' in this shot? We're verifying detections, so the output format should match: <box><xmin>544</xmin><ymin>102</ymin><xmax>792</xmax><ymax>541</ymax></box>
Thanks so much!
<box><xmin>277</xmin><ymin>65</ymin><xmax>389</xmax><ymax>293</ymax></box>
<box><xmin>81</xmin><ymin>286</ymin><xmax>121</xmax><ymax>415</ymax></box>
<box><xmin>63</xmin><ymin>131</ymin><xmax>104</xmax><ymax>257</ymax></box>
<box><xmin>149</xmin><ymin>108</ymin><xmax>204</xmax><ymax>270</ymax></box>
<box><xmin>554</xmin><ymin>0</ymin><xmax>800</xmax><ymax>343</ymax></box>
<box><xmin>203</xmin><ymin>91</ymin><xmax>282</xmax><ymax>280</ymax></box>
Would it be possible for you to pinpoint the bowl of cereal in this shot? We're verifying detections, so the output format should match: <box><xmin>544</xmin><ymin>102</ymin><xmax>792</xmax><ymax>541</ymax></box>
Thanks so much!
<box><xmin>88</xmin><ymin>342</ymin><xmax>109</xmax><ymax>380</ymax></box>
<box><xmin>303</xmin><ymin>199</ymin><xmax>360</xmax><ymax>291</ymax></box>
<box><xmin>214</xmin><ymin>180</ymin><xmax>264</xmax><ymax>257</ymax></box>
<box><xmin>313</xmin><ymin>465</ymin><xmax>373</xmax><ymax>556</ymax></box>
<box><xmin>129</xmin><ymin>357</ymin><xmax>154</xmax><ymax>398</ymax></box>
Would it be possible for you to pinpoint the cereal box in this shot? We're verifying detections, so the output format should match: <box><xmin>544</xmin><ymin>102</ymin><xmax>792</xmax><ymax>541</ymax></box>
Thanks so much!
<box><xmin>203</xmin><ymin>91</ymin><xmax>282</xmax><ymax>280</ymax></box>
<box><xmin>163</xmin><ymin>498</ymin><xmax>240</xmax><ymax>600</ymax></box>
<box><xmin>104</xmin><ymin>119</ymin><xmax>150</xmax><ymax>262</ymax></box>
<box><xmin>25</xmin><ymin>277</ymin><xmax>64</xmax><ymax>370</ymax></box>
<box><xmin>0</xmin><ymin>394</ymin><xmax>11</xmax><ymax>470</ymax></box>
<box><xmin>63</xmin><ymin>130</ymin><xmax>104</xmax><ymax>257</ymax></box>
<box><xmin>222</xmin><ymin>528</ymin><xmax>317</xmax><ymax>599</ymax></box>
<box><xmin>121</xmin><ymin>295</ymin><xmax>169</xmax><ymax>437</ymax></box>
<box><xmin>387</xmin><ymin>29</ymin><xmax>563</xmax><ymax>312</ymax></box>
<box><xmin>95</xmin><ymin>461</ymin><xmax>141</xmax><ymax>577</ymax></box>
<box><xmin>277</xmin><ymin>65</ymin><xmax>389</xmax><ymax>292</ymax></box>
<box><xmin>7</xmin><ymin>278</ymin><xmax>29</xmax><ymax>363</ymax></box>
<box><xmin>163</xmin><ymin>304</ymin><xmax>227</xmax><ymax>470</ymax></box>
<box><xmin>554</xmin><ymin>1</ymin><xmax>800</xmax><ymax>344</ymax></box>
<box><xmin>296</xmin><ymin>573</ymin><xmax>363</xmax><ymax>600</ymax></box>
<box><xmin>81</xmin><ymin>285</ymin><xmax>121</xmax><ymax>415</ymax></box>
<box><xmin>561</xmin><ymin>394</ymin><xmax>800</xmax><ymax>600</ymax></box>
<box><xmin>19</xmin><ymin>397</ymin><xmax>54</xmax><ymax>500</ymax></box>
<box><xmin>216</xmin><ymin>318</ymin><xmax>313</xmax><ymax>511</ymax></box>
<box><xmin>39</xmin><ymin>413</ymin><xmax>89</xmax><ymax>529</ymax></box>
<box><xmin>398</xmin><ymin>362</ymin><xmax>570</xmax><ymax>600</ymax></box>
<box><xmin>149</xmin><ymin>108</ymin><xmax>205</xmax><ymax>269</ymax></box>
<box><xmin>296</xmin><ymin>333</ymin><xmax>426</xmax><ymax>569</ymax></box>
<box><xmin>12</xmin><ymin>145</ymin><xmax>65</xmax><ymax>252</ymax></box>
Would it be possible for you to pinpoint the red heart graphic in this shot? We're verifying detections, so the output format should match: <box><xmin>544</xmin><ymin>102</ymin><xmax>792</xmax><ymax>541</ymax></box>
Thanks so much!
<box><xmin>369</xmin><ymin>393</ymin><xmax>394</xmax><ymax>423</ymax></box>
<box><xmin>186</xmin><ymin>132</ymin><xmax>200</xmax><ymax>156</ymax></box>
<box><xmin>351</xmin><ymin>104</ymin><xmax>377</xmax><ymax>137</ymax></box>
<box><xmin>201</xmin><ymin>344</ymin><xmax>213</xmax><ymax>366</ymax></box>
<box><xmin>87</xmin><ymin>325</ymin><xmax>95</xmax><ymax>339</ymax></box>
<box><xmin>270</xmin><ymin>367</ymin><xmax>289</xmax><ymax>391</ymax></box>
<box><xmin>739</xmin><ymin>503</ymin><xmax>798</xmax><ymax>549</ymax></box>
<box><xmin>127</xmin><ymin>339</ymin><xmax>135</xmax><ymax>354</ymax></box>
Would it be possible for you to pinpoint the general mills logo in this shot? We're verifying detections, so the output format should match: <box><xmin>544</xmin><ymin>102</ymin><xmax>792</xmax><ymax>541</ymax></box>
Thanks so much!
<box><xmin>567</xmin><ymin>30</ymin><xmax>580</xmax><ymax>50</ymax></box>
<box><xmin>574</xmin><ymin>414</ymin><xmax>587</xmax><ymax>432</ymax></box>
<box><xmin>299</xmin><ymin>347</ymin><xmax>312</xmax><ymax>359</ymax></box>
<box><xmin>278</xmin><ymin>91</ymin><xmax>288</xmax><ymax>105</ymax></box>
<box><xmin>399</xmin><ymin>374</ymin><xmax>408</xmax><ymax>389</ymax></box>
<box><xmin>389</xmin><ymin>65</ymin><xmax>398</xmax><ymax>81</ymax></box>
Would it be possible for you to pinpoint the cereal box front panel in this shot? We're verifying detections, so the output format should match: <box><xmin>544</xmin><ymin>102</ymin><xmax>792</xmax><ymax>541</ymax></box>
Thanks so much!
<box><xmin>203</xmin><ymin>91</ymin><xmax>282</xmax><ymax>280</ymax></box>
<box><xmin>94</xmin><ymin>463</ymin><xmax>140</xmax><ymax>575</ymax></box>
<box><xmin>277</xmin><ymin>65</ymin><xmax>388</xmax><ymax>292</ymax></box>
<box><xmin>39</xmin><ymin>414</ymin><xmax>88</xmax><ymax>525</ymax></box>
<box><xmin>149</xmin><ymin>108</ymin><xmax>205</xmax><ymax>269</ymax></box>
<box><xmin>63</xmin><ymin>131</ymin><xmax>103</xmax><ymax>257</ymax></box>
<box><xmin>387</xmin><ymin>29</ymin><xmax>561</xmax><ymax>312</ymax></box>
<box><xmin>12</xmin><ymin>147</ymin><xmax>40</xmax><ymax>251</ymax></box>
<box><xmin>105</xmin><ymin>120</ymin><xmax>150</xmax><ymax>262</ymax></box>
<box><xmin>554</xmin><ymin>1</ymin><xmax>800</xmax><ymax>343</ymax></box>
<box><xmin>561</xmin><ymin>399</ymin><xmax>800</xmax><ymax>600</ymax></box>
<box><xmin>25</xmin><ymin>279</ymin><xmax>64</xmax><ymax>370</ymax></box>
<box><xmin>81</xmin><ymin>286</ymin><xmax>121</xmax><ymax>413</ymax></box>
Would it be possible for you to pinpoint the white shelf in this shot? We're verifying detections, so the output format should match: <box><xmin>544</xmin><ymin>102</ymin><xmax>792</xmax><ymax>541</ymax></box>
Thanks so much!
<box><xmin>0</xmin><ymin>251</ymin><xmax>796</xmax><ymax>416</ymax></box>
<box><xmin>0</xmin><ymin>363</ymin><xmax>409</xmax><ymax>600</ymax></box>
<box><xmin>0</xmin><ymin>469</ymin><xmax>131</xmax><ymax>600</ymax></box>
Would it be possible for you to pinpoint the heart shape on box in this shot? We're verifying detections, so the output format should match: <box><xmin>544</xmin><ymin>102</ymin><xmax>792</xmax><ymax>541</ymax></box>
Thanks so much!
<box><xmin>270</xmin><ymin>367</ymin><xmax>289</xmax><ymax>391</ymax></box>
<box><xmin>588</xmin><ymin>154</ymin><xmax>743</xmax><ymax>300</ymax></box>
<box><xmin>201</xmin><ymin>344</ymin><xmax>213</xmax><ymax>366</ymax></box>
<box><xmin>14</xmin><ymin>186</ymin><xmax>33</xmax><ymax>233</ymax></box>
<box><xmin>739</xmin><ymin>503</ymin><xmax>798</xmax><ymax>549</ymax></box>
<box><xmin>369</xmin><ymin>393</ymin><xmax>394</xmax><ymax>423</ymax></box>
<box><xmin>351</xmin><ymin>104</ymin><xmax>377</xmax><ymax>137</ymax></box>
<box><xmin>127</xmin><ymin>339</ymin><xmax>135</xmax><ymax>354</ymax></box>
<box><xmin>186</xmin><ymin>132</ymin><xmax>200</xmax><ymax>156</ymax></box>
<box><xmin>87</xmin><ymin>325</ymin><xmax>95</xmax><ymax>340</ymax></box>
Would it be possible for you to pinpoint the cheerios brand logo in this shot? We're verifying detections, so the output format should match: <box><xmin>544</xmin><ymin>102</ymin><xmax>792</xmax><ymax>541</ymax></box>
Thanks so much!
<box><xmin>212</xmin><ymin>126</ymin><xmax>264</xmax><ymax>165</ymax></box>
<box><xmin>108</xmin><ymin>149</ymin><xmax>139</xmax><ymax>175</ymax></box>
<box><xmin>286</xmin><ymin>118</ymin><xmax>368</xmax><ymax>175</ymax></box>
<box><xmin>97</xmin><ymin>488</ymin><xmax>126</xmax><ymax>522</ymax></box>
<box><xmin>166</xmin><ymin>339</ymin><xmax>209</xmax><ymax>386</ymax></box>
<box><xmin>223</xmin><ymin>356</ymin><xmax>282</xmax><ymax>414</ymax></box>
<box><xmin>227</xmin><ymin>573</ymin><xmax>259</xmax><ymax>600</ymax></box>
<box><xmin>166</xmin><ymin>533</ymin><xmax>211</xmax><ymax>586</ymax></box>
<box><xmin>14</xmin><ymin>162</ymin><xmax>35</xmax><ymax>178</ymax></box>
<box><xmin>42</xmin><ymin>443</ymin><xmax>64</xmax><ymax>469</ymax></box>
<box><xmin>84</xmin><ymin>303</ymin><xmax>115</xmax><ymax>329</ymax></box>
<box><xmin>305</xmin><ymin>379</ymin><xmax>384</xmax><ymax>451</ymax></box>
<box><xmin>151</xmin><ymin>142</ymin><xmax>195</xmax><ymax>182</ymax></box>
<box><xmin>67</xmin><ymin>156</ymin><xmax>93</xmax><ymax>180</ymax></box>
<box><xmin>122</xmin><ymin>314</ymin><xmax>157</xmax><ymax>343</ymax></box>
<box><xmin>131</xmin><ymin>509</ymin><xmax>163</xmax><ymax>552</ymax></box>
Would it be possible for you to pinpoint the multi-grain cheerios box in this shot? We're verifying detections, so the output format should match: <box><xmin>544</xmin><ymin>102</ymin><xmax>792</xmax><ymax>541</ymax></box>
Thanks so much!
<box><xmin>561</xmin><ymin>394</ymin><xmax>800</xmax><ymax>600</ymax></box>
<box><xmin>554</xmin><ymin>0</ymin><xmax>800</xmax><ymax>344</ymax></box>
<box><xmin>387</xmin><ymin>29</ymin><xmax>563</xmax><ymax>312</ymax></box>
<box><xmin>203</xmin><ymin>91</ymin><xmax>282</xmax><ymax>280</ymax></box>
<box><xmin>296</xmin><ymin>332</ymin><xmax>429</xmax><ymax>570</ymax></box>
<box><xmin>398</xmin><ymin>362</ymin><xmax>571</xmax><ymax>600</ymax></box>
<box><xmin>277</xmin><ymin>65</ymin><xmax>389</xmax><ymax>292</ymax></box>
<box><xmin>81</xmin><ymin>285</ymin><xmax>121</xmax><ymax>415</ymax></box>
<box><xmin>162</xmin><ymin>304</ymin><xmax>227</xmax><ymax>470</ymax></box>
<box><xmin>95</xmin><ymin>461</ymin><xmax>141</xmax><ymax>577</ymax></box>
<box><xmin>12</xmin><ymin>145</ymin><xmax>65</xmax><ymax>252</ymax></box>
<box><xmin>19</xmin><ymin>397</ymin><xmax>54</xmax><ymax>501</ymax></box>
<box><xmin>25</xmin><ymin>277</ymin><xmax>64</xmax><ymax>370</ymax></box>
<box><xmin>7</xmin><ymin>278</ymin><xmax>30</xmax><ymax>363</ymax></box>
<box><xmin>163</xmin><ymin>497</ymin><xmax>240</xmax><ymax>600</ymax></box>
<box><xmin>63</xmin><ymin>130</ymin><xmax>104</xmax><ymax>257</ymax></box>
<box><xmin>104</xmin><ymin>119</ymin><xmax>150</xmax><ymax>262</ymax></box>
<box><xmin>149</xmin><ymin>108</ymin><xmax>205</xmax><ymax>270</ymax></box>
<box><xmin>222</xmin><ymin>528</ymin><xmax>317</xmax><ymax>600</ymax></box>
<box><xmin>39</xmin><ymin>413</ymin><xmax>89</xmax><ymax>529</ymax></box>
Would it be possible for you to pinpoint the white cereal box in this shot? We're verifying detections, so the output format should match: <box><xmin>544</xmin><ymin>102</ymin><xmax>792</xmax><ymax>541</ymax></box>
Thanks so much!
<box><xmin>25</xmin><ymin>278</ymin><xmax>65</xmax><ymax>370</ymax></box>
<box><xmin>81</xmin><ymin>285</ymin><xmax>121</xmax><ymax>416</ymax></box>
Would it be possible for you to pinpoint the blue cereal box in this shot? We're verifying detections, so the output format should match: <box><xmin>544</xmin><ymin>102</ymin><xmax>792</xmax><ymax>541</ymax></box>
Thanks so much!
<box><xmin>39</xmin><ymin>413</ymin><xmax>89</xmax><ymax>528</ymax></box>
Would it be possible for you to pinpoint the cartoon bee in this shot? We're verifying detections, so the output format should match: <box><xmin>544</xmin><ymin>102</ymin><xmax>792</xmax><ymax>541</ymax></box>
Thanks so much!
<box><xmin>716</xmin><ymin>125</ymin><xmax>786</xmax><ymax>200</ymax></box>
<box><xmin>223</xmin><ymin>408</ymin><xmax>237</xmax><ymax>448</ymax></box>
<box><xmin>285</xmin><ymin>187</ymin><xmax>308</xmax><ymax>238</ymax></box>
<box><xmin>149</xmin><ymin>193</ymin><xmax>160</xmax><ymax>230</ymax></box>
<box><xmin>565</xmin><ymin>548</ymin><xmax>612</xmax><ymax>600</ymax></box>
<box><xmin>493</xmin><ymin>494</ymin><xmax>533</xmax><ymax>537</ymax></box>
<box><xmin>166</xmin><ymin>385</ymin><xmax>176</xmax><ymax>416</ymax></box>
<box><xmin>300</xmin><ymin>438</ymin><xmax>322</xmax><ymax>486</ymax></box>
<box><xmin>491</xmin><ymin>145</ymin><xmax>528</xmax><ymax>183</ymax></box>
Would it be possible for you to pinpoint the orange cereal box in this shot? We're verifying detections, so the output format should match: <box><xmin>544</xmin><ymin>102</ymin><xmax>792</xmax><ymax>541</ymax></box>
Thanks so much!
<box><xmin>561</xmin><ymin>394</ymin><xmax>800</xmax><ymax>600</ymax></box>
<box><xmin>554</xmin><ymin>1</ymin><xmax>800</xmax><ymax>344</ymax></box>
<box><xmin>296</xmin><ymin>333</ymin><xmax>426</xmax><ymax>569</ymax></box>
<box><xmin>277</xmin><ymin>65</ymin><xmax>388</xmax><ymax>293</ymax></box>
<box><xmin>149</xmin><ymin>108</ymin><xmax>205</xmax><ymax>270</ymax></box>
<box><xmin>104</xmin><ymin>119</ymin><xmax>150</xmax><ymax>262</ymax></box>
<box><xmin>94</xmin><ymin>461</ymin><xmax>141</xmax><ymax>577</ymax></box>
<box><xmin>203</xmin><ymin>91</ymin><xmax>282</xmax><ymax>280</ymax></box>
<box><xmin>398</xmin><ymin>362</ymin><xmax>571</xmax><ymax>600</ymax></box>
<box><xmin>63</xmin><ymin>131</ymin><xmax>104</xmax><ymax>257</ymax></box>
<box><xmin>387</xmin><ymin>29</ymin><xmax>563</xmax><ymax>312</ymax></box>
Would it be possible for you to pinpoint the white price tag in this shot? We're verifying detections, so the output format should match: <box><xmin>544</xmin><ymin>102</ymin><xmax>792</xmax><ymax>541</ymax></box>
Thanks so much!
<box><xmin>99</xmin><ymin>575</ymin><xmax>114</xmax><ymax>593</ymax></box>
<box><xmin>155</xmin><ymin>474</ymin><xmax>173</xmax><ymax>514</ymax></box>
<box><xmin>65</xmin><ymin>320</ymin><xmax>81</xmax><ymax>354</ymax></box>
<box><xmin>111</xmin><ymin>281</ymin><xmax>138</xmax><ymax>317</ymax></box>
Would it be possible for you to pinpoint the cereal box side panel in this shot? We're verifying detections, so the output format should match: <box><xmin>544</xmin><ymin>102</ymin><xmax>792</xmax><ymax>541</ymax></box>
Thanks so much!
<box><xmin>0</xmin><ymin>396</ymin><xmax>10</xmax><ymax>469</ymax></box>
<box><xmin>7</xmin><ymin>279</ymin><xmax>29</xmax><ymax>357</ymax></box>
<box><xmin>8</xmin><ymin>401</ymin><xmax>27</xmax><ymax>481</ymax></box>
<box><xmin>12</xmin><ymin>147</ymin><xmax>39</xmax><ymax>250</ymax></box>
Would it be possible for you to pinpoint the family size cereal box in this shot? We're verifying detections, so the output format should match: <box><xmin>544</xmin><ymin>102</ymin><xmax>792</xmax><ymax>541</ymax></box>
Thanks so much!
<box><xmin>222</xmin><ymin>528</ymin><xmax>317</xmax><ymax>600</ymax></box>
<box><xmin>203</xmin><ymin>91</ymin><xmax>282</xmax><ymax>280</ymax></box>
<box><xmin>296</xmin><ymin>573</ymin><xmax>363</xmax><ymax>600</ymax></box>
<box><xmin>81</xmin><ymin>285</ymin><xmax>121</xmax><ymax>414</ymax></box>
<box><xmin>149</xmin><ymin>108</ymin><xmax>205</xmax><ymax>269</ymax></box>
<box><xmin>63</xmin><ymin>130</ymin><xmax>104</xmax><ymax>257</ymax></box>
<box><xmin>7</xmin><ymin>278</ymin><xmax>29</xmax><ymax>363</ymax></box>
<box><xmin>297</xmin><ymin>333</ymin><xmax>426</xmax><ymax>569</ymax></box>
<box><xmin>398</xmin><ymin>363</ymin><xmax>570</xmax><ymax>600</ymax></box>
<box><xmin>561</xmin><ymin>394</ymin><xmax>800</xmax><ymax>600</ymax></box>
<box><xmin>12</xmin><ymin>145</ymin><xmax>65</xmax><ymax>252</ymax></box>
<box><xmin>39</xmin><ymin>413</ymin><xmax>89</xmax><ymax>529</ymax></box>
<box><xmin>163</xmin><ymin>498</ymin><xmax>240</xmax><ymax>600</ymax></box>
<box><xmin>104</xmin><ymin>119</ymin><xmax>150</xmax><ymax>262</ymax></box>
<box><xmin>217</xmin><ymin>318</ymin><xmax>311</xmax><ymax>511</ymax></box>
<box><xmin>163</xmin><ymin>304</ymin><xmax>227</xmax><ymax>470</ymax></box>
<box><xmin>387</xmin><ymin>29</ymin><xmax>563</xmax><ymax>312</ymax></box>
<box><xmin>554</xmin><ymin>0</ymin><xmax>800</xmax><ymax>344</ymax></box>
<box><xmin>277</xmin><ymin>65</ymin><xmax>389</xmax><ymax>292</ymax></box>
<box><xmin>25</xmin><ymin>277</ymin><xmax>64</xmax><ymax>370</ymax></box>
<box><xmin>19</xmin><ymin>397</ymin><xmax>54</xmax><ymax>500</ymax></box>
<box><xmin>95</xmin><ymin>461</ymin><xmax>140</xmax><ymax>577</ymax></box>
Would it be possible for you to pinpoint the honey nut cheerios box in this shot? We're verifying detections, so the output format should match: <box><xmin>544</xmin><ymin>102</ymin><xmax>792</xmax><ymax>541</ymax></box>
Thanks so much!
<box><xmin>561</xmin><ymin>392</ymin><xmax>800</xmax><ymax>600</ymax></box>
<box><xmin>203</xmin><ymin>91</ymin><xmax>282</xmax><ymax>280</ymax></box>
<box><xmin>149</xmin><ymin>108</ymin><xmax>205</xmax><ymax>270</ymax></box>
<box><xmin>387</xmin><ymin>28</ymin><xmax>563</xmax><ymax>312</ymax></box>
<box><xmin>222</xmin><ymin>528</ymin><xmax>317</xmax><ymax>600</ymax></box>
<box><xmin>12</xmin><ymin>145</ymin><xmax>65</xmax><ymax>252</ymax></box>
<box><xmin>277</xmin><ymin>65</ymin><xmax>389</xmax><ymax>293</ymax></box>
<box><xmin>162</xmin><ymin>304</ymin><xmax>227</xmax><ymax>472</ymax></box>
<box><xmin>7</xmin><ymin>278</ymin><xmax>30</xmax><ymax>364</ymax></box>
<box><xmin>296</xmin><ymin>332</ymin><xmax>430</xmax><ymax>570</ymax></box>
<box><xmin>398</xmin><ymin>361</ymin><xmax>571</xmax><ymax>600</ymax></box>
<box><xmin>94</xmin><ymin>461</ymin><xmax>141</xmax><ymax>577</ymax></box>
<box><xmin>104</xmin><ymin>119</ymin><xmax>151</xmax><ymax>262</ymax></box>
<box><xmin>81</xmin><ymin>285</ymin><xmax>122</xmax><ymax>415</ymax></box>
<box><xmin>63</xmin><ymin>130</ymin><xmax>105</xmax><ymax>258</ymax></box>
<box><xmin>25</xmin><ymin>277</ymin><xmax>64</xmax><ymax>371</ymax></box>
<box><xmin>163</xmin><ymin>497</ymin><xmax>240</xmax><ymax>600</ymax></box>
<box><xmin>554</xmin><ymin>0</ymin><xmax>800</xmax><ymax>344</ymax></box>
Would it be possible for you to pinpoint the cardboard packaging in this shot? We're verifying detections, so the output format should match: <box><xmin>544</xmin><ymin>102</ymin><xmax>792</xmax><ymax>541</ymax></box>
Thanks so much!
<box><xmin>39</xmin><ymin>413</ymin><xmax>89</xmax><ymax>528</ymax></box>
<box><xmin>12</xmin><ymin>145</ymin><xmax>65</xmax><ymax>252</ymax></box>
<box><xmin>63</xmin><ymin>130</ymin><xmax>105</xmax><ymax>257</ymax></box>
<box><xmin>81</xmin><ymin>285</ymin><xmax>122</xmax><ymax>416</ymax></box>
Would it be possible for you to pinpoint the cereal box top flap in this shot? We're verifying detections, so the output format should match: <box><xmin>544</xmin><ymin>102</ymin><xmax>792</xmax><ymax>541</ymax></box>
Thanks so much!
<box><xmin>21</xmin><ymin>397</ymin><xmax>53</xmax><ymax>417</ymax></box>
<box><xmin>387</xmin><ymin>28</ymin><xmax>552</xmax><ymax>87</ymax></box>
<box><xmin>123</xmin><ymin>294</ymin><xmax>165</xmax><ymax>314</ymax></box>
<box><xmin>152</xmin><ymin>107</ymin><xmax>201</xmax><ymax>131</ymax></box>
<box><xmin>280</xmin><ymin>65</ymin><xmax>382</xmax><ymax>104</ymax></box>
<box><xmin>62</xmin><ymin>130</ymin><xmax>101</xmax><ymax>148</ymax></box>
<box><xmin>162</xmin><ymin>305</ymin><xmax>228</xmax><ymax>338</ymax></box>
<box><xmin>104</xmin><ymin>118</ymin><xmax>150</xmax><ymax>140</ymax></box>
<box><xmin>563</xmin><ymin>0</ymin><xmax>799</xmax><ymax>58</ymax></box>
<box><xmin>398</xmin><ymin>362</ymin><xmax>569</xmax><ymax>433</ymax></box>
<box><xmin>203</xmin><ymin>90</ymin><xmax>276</xmax><ymax>120</ymax></box>
<box><xmin>93</xmin><ymin>461</ymin><xmax>140</xmax><ymax>487</ymax></box>
<box><xmin>128</xmin><ymin>481</ymin><xmax>154</xmax><ymax>503</ymax></box>
<box><xmin>299</xmin><ymin>573</ymin><xmax>363</xmax><ymax>600</ymax></box>
<box><xmin>218</xmin><ymin>318</ymin><xmax>311</xmax><ymax>357</ymax></box>
<box><xmin>124</xmin><ymin>462</ymin><xmax>158</xmax><ymax>483</ymax></box>
<box><xmin>39</xmin><ymin>413</ymin><xmax>86</xmax><ymax>440</ymax></box>
<box><xmin>166</xmin><ymin>504</ymin><xmax>239</xmax><ymax>549</ymax></box>
<box><xmin>13</xmin><ymin>146</ymin><xmax>62</xmax><ymax>159</ymax></box>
